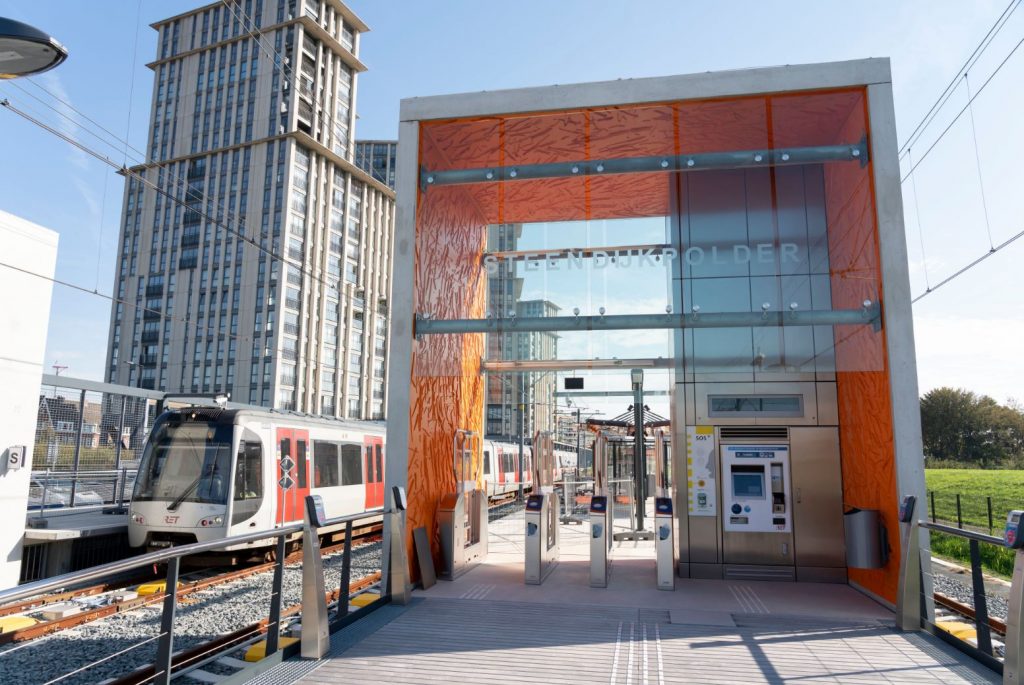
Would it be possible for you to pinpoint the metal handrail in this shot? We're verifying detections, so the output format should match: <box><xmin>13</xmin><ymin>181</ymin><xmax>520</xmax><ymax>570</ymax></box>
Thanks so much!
<box><xmin>919</xmin><ymin>520</ymin><xmax>1005</xmax><ymax>546</ymax></box>
<box><xmin>0</xmin><ymin>508</ymin><xmax>382</xmax><ymax>606</ymax></box>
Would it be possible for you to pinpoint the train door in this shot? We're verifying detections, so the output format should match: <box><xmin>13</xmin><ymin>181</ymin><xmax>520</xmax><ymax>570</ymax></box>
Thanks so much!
<box><xmin>276</xmin><ymin>427</ymin><xmax>311</xmax><ymax>524</ymax></box>
<box><xmin>496</xmin><ymin>448</ymin><xmax>506</xmax><ymax>487</ymax></box>
<box><xmin>363</xmin><ymin>434</ymin><xmax>384</xmax><ymax>508</ymax></box>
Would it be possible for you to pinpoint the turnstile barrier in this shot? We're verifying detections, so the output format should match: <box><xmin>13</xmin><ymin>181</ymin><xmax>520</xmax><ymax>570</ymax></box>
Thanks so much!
<box><xmin>438</xmin><ymin>429</ymin><xmax>488</xmax><ymax>580</ymax></box>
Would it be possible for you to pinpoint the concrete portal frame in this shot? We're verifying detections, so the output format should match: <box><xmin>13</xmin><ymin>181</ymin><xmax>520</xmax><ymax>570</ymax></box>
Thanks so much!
<box><xmin>383</xmin><ymin>59</ymin><xmax>925</xmax><ymax>601</ymax></box>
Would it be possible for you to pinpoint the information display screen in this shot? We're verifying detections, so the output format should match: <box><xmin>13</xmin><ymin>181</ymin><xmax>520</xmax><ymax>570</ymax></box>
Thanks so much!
<box><xmin>732</xmin><ymin>472</ymin><xmax>765</xmax><ymax>498</ymax></box>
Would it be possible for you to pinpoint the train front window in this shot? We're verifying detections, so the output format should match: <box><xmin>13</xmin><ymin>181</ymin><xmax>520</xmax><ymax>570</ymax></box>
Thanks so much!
<box><xmin>134</xmin><ymin>418</ymin><xmax>233</xmax><ymax>506</ymax></box>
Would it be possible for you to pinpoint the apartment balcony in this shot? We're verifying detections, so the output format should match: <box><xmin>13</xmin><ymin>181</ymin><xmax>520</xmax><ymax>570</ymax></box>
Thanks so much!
<box><xmin>139</xmin><ymin>354</ymin><xmax>159</xmax><ymax>366</ymax></box>
<box><xmin>143</xmin><ymin>307</ymin><xmax>162</xmax><ymax>321</ymax></box>
<box><xmin>145</xmin><ymin>283</ymin><xmax>164</xmax><ymax>297</ymax></box>
<box><xmin>141</xmin><ymin>331</ymin><xmax>160</xmax><ymax>343</ymax></box>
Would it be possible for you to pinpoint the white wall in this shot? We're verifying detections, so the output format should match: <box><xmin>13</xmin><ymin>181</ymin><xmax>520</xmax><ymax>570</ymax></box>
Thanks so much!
<box><xmin>0</xmin><ymin>210</ymin><xmax>58</xmax><ymax>590</ymax></box>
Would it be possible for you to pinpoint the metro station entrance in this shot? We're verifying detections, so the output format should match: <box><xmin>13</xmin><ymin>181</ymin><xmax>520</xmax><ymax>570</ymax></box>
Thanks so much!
<box><xmin>387</xmin><ymin>63</ymin><xmax>926</xmax><ymax>609</ymax></box>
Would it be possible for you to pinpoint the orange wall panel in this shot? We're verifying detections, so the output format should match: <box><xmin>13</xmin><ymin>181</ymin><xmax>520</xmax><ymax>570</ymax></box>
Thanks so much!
<box><xmin>406</xmin><ymin>168</ymin><xmax>488</xmax><ymax>579</ymax></box>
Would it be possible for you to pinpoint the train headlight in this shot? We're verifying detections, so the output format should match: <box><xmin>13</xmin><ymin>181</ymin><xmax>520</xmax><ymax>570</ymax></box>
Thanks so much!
<box><xmin>130</xmin><ymin>511</ymin><xmax>145</xmax><ymax>525</ymax></box>
<box><xmin>199</xmin><ymin>515</ymin><xmax>224</xmax><ymax>527</ymax></box>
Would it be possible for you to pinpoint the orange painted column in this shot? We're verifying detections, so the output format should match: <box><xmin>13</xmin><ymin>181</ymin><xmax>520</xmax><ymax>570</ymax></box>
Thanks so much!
<box><xmin>823</xmin><ymin>94</ymin><xmax>900</xmax><ymax>603</ymax></box>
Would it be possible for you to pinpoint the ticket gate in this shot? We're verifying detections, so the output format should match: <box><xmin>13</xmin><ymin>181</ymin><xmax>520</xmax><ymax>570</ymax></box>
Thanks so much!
<box><xmin>438</xmin><ymin>429</ymin><xmax>488</xmax><ymax>580</ymax></box>
<box><xmin>653</xmin><ymin>430</ymin><xmax>676</xmax><ymax>590</ymax></box>
<box><xmin>525</xmin><ymin>431</ymin><xmax>559</xmax><ymax>584</ymax></box>
<box><xmin>590</xmin><ymin>433</ymin><xmax>612</xmax><ymax>588</ymax></box>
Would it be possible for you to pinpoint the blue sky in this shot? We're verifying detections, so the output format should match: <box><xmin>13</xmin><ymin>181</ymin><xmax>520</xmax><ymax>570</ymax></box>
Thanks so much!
<box><xmin>0</xmin><ymin>0</ymin><xmax>1021</xmax><ymax>416</ymax></box>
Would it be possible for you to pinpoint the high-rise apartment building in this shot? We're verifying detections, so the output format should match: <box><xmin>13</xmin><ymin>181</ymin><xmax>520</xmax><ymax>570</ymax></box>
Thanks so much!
<box><xmin>354</xmin><ymin>140</ymin><xmax>397</xmax><ymax>190</ymax></box>
<box><xmin>104</xmin><ymin>0</ymin><xmax>395</xmax><ymax>420</ymax></box>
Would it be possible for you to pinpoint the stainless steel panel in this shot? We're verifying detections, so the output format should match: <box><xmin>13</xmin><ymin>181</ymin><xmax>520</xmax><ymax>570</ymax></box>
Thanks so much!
<box><xmin>723</xmin><ymin>531</ymin><xmax>794</xmax><ymax>566</ymax></box>
<box><xmin>791</xmin><ymin>427</ymin><xmax>846</xmax><ymax>569</ymax></box>
<box><xmin>797</xmin><ymin>566</ymin><xmax>848</xmax><ymax>584</ymax></box>
<box><xmin>671</xmin><ymin>384</ymin><xmax>691</xmax><ymax>562</ymax></box>
<box><xmin>688</xmin><ymin>515</ymin><xmax>720</xmax><ymax>564</ymax></box>
<box><xmin>690</xmin><ymin>562</ymin><xmax>723</xmax><ymax>579</ymax></box>
<box><xmin>816</xmin><ymin>382</ymin><xmax>839</xmax><ymax>426</ymax></box>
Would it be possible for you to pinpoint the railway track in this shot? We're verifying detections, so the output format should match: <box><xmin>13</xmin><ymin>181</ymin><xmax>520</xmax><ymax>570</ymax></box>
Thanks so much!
<box><xmin>102</xmin><ymin>571</ymin><xmax>383</xmax><ymax>685</ymax></box>
<box><xmin>0</xmin><ymin>521</ymin><xmax>382</xmax><ymax>646</ymax></box>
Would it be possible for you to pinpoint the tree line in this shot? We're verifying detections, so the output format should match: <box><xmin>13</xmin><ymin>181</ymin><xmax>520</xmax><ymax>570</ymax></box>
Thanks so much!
<box><xmin>921</xmin><ymin>387</ymin><xmax>1024</xmax><ymax>468</ymax></box>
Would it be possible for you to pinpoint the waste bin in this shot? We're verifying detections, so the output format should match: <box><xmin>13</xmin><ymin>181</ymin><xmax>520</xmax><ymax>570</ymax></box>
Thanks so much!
<box><xmin>844</xmin><ymin>508</ymin><xmax>883</xmax><ymax>569</ymax></box>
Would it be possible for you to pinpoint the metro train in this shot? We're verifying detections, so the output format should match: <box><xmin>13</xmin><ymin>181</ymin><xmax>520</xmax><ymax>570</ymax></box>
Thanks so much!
<box><xmin>128</xmin><ymin>407</ymin><xmax>386</xmax><ymax>553</ymax></box>
<box><xmin>127</xmin><ymin>405</ymin><xmax>581</xmax><ymax>553</ymax></box>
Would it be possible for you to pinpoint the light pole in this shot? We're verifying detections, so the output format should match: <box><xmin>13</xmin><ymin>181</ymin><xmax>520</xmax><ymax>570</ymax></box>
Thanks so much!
<box><xmin>631</xmin><ymin>368</ymin><xmax>646</xmax><ymax>532</ymax></box>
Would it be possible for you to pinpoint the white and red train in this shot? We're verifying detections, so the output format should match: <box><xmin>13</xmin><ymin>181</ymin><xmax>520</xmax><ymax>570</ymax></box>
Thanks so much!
<box><xmin>128</xmin><ymin>406</ymin><xmax>579</xmax><ymax>552</ymax></box>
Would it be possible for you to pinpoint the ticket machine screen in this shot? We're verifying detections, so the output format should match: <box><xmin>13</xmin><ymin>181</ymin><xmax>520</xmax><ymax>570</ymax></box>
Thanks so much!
<box><xmin>732</xmin><ymin>471</ymin><xmax>765</xmax><ymax>498</ymax></box>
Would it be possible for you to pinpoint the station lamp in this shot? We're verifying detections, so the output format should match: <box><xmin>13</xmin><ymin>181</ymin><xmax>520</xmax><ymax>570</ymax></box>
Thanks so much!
<box><xmin>0</xmin><ymin>18</ymin><xmax>67</xmax><ymax>79</ymax></box>
<box><xmin>630</xmin><ymin>368</ymin><xmax>644</xmax><ymax>386</ymax></box>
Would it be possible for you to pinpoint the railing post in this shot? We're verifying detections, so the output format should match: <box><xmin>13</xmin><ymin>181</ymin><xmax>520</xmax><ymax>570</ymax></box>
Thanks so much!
<box><xmin>154</xmin><ymin>557</ymin><xmax>180</xmax><ymax>685</ymax></box>
<box><xmin>930</xmin><ymin>490</ymin><xmax>936</xmax><ymax>523</ymax></box>
<box><xmin>301</xmin><ymin>500</ymin><xmax>329</xmax><ymax>659</ymax></box>
<box><xmin>896</xmin><ymin>507</ymin><xmax>922</xmax><ymax>631</ymax></box>
<box><xmin>337</xmin><ymin>520</ymin><xmax>353</xmax><ymax>619</ymax></box>
<box><xmin>956</xmin><ymin>493</ymin><xmax>963</xmax><ymax>529</ymax></box>
<box><xmin>266</xmin><ymin>535</ymin><xmax>287</xmax><ymax>658</ymax></box>
<box><xmin>988</xmin><ymin>497</ymin><xmax>994</xmax><ymax>535</ymax></box>
<box><xmin>114</xmin><ymin>395</ymin><xmax>127</xmax><ymax>472</ymax></box>
<box><xmin>70</xmin><ymin>388</ymin><xmax>86</xmax><ymax>507</ymax></box>
<box><xmin>389</xmin><ymin>487</ymin><xmax>411</xmax><ymax>605</ymax></box>
<box><xmin>968</xmin><ymin>539</ymin><xmax>993</xmax><ymax>655</ymax></box>
<box><xmin>1006</xmin><ymin>549</ymin><xmax>1024</xmax><ymax>684</ymax></box>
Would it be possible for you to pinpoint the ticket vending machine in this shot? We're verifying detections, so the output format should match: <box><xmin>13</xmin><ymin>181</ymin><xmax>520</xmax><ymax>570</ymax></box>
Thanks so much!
<box><xmin>438</xmin><ymin>429</ymin><xmax>488</xmax><ymax>580</ymax></box>
<box><xmin>720</xmin><ymin>443</ymin><xmax>794</xmax><ymax>578</ymax></box>
<box><xmin>590</xmin><ymin>433</ymin><xmax>612</xmax><ymax>588</ymax></box>
<box><xmin>653</xmin><ymin>430</ymin><xmax>676</xmax><ymax>590</ymax></box>
<box><xmin>526</xmin><ymin>431</ymin><xmax>560</xmax><ymax>584</ymax></box>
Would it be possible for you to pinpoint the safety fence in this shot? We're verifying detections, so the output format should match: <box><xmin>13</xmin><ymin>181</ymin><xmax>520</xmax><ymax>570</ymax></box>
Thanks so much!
<box><xmin>27</xmin><ymin>469</ymin><xmax>137</xmax><ymax>511</ymax></box>
<box><xmin>0</xmin><ymin>506</ymin><xmax>392</xmax><ymax>685</ymax></box>
<box><xmin>35</xmin><ymin>376</ymin><xmax>161</xmax><ymax>474</ymax></box>
<box><xmin>899</xmin><ymin>508</ymin><xmax>1024</xmax><ymax>680</ymax></box>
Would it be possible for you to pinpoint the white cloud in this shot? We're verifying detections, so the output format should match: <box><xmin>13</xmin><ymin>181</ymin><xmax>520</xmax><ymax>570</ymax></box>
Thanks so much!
<box><xmin>36</xmin><ymin>72</ymin><xmax>92</xmax><ymax>171</ymax></box>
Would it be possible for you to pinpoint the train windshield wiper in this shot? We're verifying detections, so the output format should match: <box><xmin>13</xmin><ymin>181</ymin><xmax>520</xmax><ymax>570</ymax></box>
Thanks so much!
<box><xmin>167</xmin><ymin>433</ymin><xmax>206</xmax><ymax>511</ymax></box>
<box><xmin>166</xmin><ymin>471</ymin><xmax>205</xmax><ymax>511</ymax></box>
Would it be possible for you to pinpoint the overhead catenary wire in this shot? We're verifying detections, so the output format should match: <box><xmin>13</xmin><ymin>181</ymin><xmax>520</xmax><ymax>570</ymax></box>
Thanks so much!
<box><xmin>0</xmin><ymin>259</ymin><xmax>258</xmax><ymax>351</ymax></box>
<box><xmin>0</xmin><ymin>6</ymin><xmax>385</xmax><ymax>317</ymax></box>
<box><xmin>912</xmin><ymin>226</ymin><xmax>1024</xmax><ymax>303</ymax></box>
<box><xmin>964</xmin><ymin>72</ymin><xmax>996</xmax><ymax>252</ymax></box>
<box><xmin>0</xmin><ymin>96</ymin><xmax>376</xmax><ymax>320</ymax></box>
<box><xmin>899</xmin><ymin>0</ymin><xmax>1022</xmax><ymax>159</ymax></box>
<box><xmin>900</xmin><ymin>30</ymin><xmax>1024</xmax><ymax>185</ymax></box>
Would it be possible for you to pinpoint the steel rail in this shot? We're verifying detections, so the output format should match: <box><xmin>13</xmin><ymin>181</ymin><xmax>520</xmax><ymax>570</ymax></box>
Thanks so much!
<box><xmin>919</xmin><ymin>520</ymin><xmax>1005</xmax><ymax>547</ymax></box>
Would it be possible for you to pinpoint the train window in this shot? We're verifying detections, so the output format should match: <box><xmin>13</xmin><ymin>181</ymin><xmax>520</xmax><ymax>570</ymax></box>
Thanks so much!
<box><xmin>483</xmin><ymin>450</ymin><xmax>490</xmax><ymax>475</ymax></box>
<box><xmin>232</xmin><ymin>436</ymin><xmax>262</xmax><ymax>525</ymax></box>
<box><xmin>313</xmin><ymin>441</ymin><xmax>340</xmax><ymax>487</ymax></box>
<box><xmin>375</xmin><ymin>444</ymin><xmax>383</xmax><ymax>483</ymax></box>
<box><xmin>296</xmin><ymin>440</ymin><xmax>308</xmax><ymax>488</ymax></box>
<box><xmin>234</xmin><ymin>442</ymin><xmax>263</xmax><ymax>500</ymax></box>
<box><xmin>341</xmin><ymin>443</ymin><xmax>363</xmax><ymax>485</ymax></box>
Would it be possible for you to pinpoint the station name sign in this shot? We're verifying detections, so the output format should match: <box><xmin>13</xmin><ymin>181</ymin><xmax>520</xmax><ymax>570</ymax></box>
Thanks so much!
<box><xmin>483</xmin><ymin>242</ymin><xmax>801</xmax><ymax>274</ymax></box>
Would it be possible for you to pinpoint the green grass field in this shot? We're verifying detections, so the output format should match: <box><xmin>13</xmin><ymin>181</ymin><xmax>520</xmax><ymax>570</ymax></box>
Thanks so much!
<box><xmin>925</xmin><ymin>469</ymin><xmax>1024</xmax><ymax>576</ymax></box>
<box><xmin>925</xmin><ymin>469</ymin><xmax>1024</xmax><ymax>533</ymax></box>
